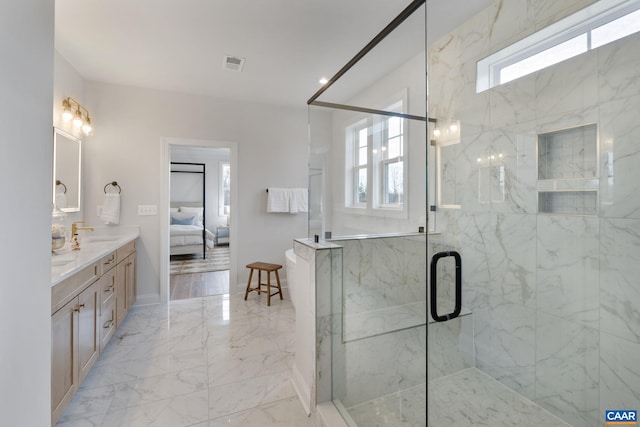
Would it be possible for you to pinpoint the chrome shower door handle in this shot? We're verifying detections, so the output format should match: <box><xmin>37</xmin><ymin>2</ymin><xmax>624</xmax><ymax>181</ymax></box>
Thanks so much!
<box><xmin>430</xmin><ymin>250</ymin><xmax>462</xmax><ymax>322</ymax></box>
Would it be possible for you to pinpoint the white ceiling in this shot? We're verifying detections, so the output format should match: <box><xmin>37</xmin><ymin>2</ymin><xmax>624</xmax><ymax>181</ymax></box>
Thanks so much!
<box><xmin>55</xmin><ymin>0</ymin><xmax>493</xmax><ymax>108</ymax></box>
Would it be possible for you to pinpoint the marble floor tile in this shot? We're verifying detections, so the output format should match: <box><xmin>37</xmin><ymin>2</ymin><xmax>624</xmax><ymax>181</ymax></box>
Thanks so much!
<box><xmin>56</xmin><ymin>293</ymin><xmax>313</xmax><ymax>427</ymax></box>
<box><xmin>208</xmin><ymin>370</ymin><xmax>297</xmax><ymax>419</ymax></box>
<box><xmin>207</xmin><ymin>396</ymin><xmax>315</xmax><ymax>426</ymax></box>
<box><xmin>427</xmin><ymin>368</ymin><xmax>570</xmax><ymax>427</ymax></box>
<box><xmin>101</xmin><ymin>390</ymin><xmax>209</xmax><ymax>427</ymax></box>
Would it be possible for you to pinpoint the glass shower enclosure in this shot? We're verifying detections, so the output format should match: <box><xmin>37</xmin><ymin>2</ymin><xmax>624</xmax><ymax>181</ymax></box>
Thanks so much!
<box><xmin>308</xmin><ymin>0</ymin><xmax>640</xmax><ymax>426</ymax></box>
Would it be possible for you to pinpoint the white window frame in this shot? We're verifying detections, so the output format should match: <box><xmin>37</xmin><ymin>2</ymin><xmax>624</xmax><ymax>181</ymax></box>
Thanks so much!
<box><xmin>344</xmin><ymin>91</ymin><xmax>408</xmax><ymax>217</ymax></box>
<box><xmin>477</xmin><ymin>0</ymin><xmax>640</xmax><ymax>92</ymax></box>
<box><xmin>218</xmin><ymin>161</ymin><xmax>230</xmax><ymax>217</ymax></box>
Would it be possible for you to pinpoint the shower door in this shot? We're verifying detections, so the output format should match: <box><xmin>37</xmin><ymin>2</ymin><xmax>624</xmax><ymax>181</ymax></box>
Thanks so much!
<box><xmin>427</xmin><ymin>0</ymin><xmax>640</xmax><ymax>426</ymax></box>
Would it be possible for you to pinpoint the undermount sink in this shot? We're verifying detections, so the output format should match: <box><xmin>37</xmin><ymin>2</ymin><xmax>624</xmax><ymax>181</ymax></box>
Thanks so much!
<box><xmin>51</xmin><ymin>255</ymin><xmax>75</xmax><ymax>266</ymax></box>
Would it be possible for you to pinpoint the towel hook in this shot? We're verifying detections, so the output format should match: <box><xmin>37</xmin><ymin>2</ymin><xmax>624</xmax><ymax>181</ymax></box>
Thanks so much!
<box><xmin>104</xmin><ymin>181</ymin><xmax>122</xmax><ymax>194</ymax></box>
<box><xmin>55</xmin><ymin>180</ymin><xmax>67</xmax><ymax>194</ymax></box>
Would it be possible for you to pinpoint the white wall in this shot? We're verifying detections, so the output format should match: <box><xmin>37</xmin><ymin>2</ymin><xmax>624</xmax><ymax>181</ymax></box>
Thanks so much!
<box><xmin>83</xmin><ymin>81</ymin><xmax>309</xmax><ymax>300</ymax></box>
<box><xmin>0</xmin><ymin>0</ymin><xmax>53</xmax><ymax>424</ymax></box>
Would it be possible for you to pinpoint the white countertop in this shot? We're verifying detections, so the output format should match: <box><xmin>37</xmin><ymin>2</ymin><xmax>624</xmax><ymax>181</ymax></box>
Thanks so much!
<box><xmin>51</xmin><ymin>226</ymin><xmax>140</xmax><ymax>287</ymax></box>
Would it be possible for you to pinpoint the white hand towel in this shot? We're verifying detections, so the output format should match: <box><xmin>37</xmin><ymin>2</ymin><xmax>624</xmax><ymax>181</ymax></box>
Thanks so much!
<box><xmin>100</xmin><ymin>193</ymin><xmax>120</xmax><ymax>224</ymax></box>
<box><xmin>267</xmin><ymin>188</ymin><xmax>289</xmax><ymax>213</ymax></box>
<box><xmin>54</xmin><ymin>192</ymin><xmax>67</xmax><ymax>209</ymax></box>
<box><xmin>289</xmin><ymin>188</ymin><xmax>308</xmax><ymax>213</ymax></box>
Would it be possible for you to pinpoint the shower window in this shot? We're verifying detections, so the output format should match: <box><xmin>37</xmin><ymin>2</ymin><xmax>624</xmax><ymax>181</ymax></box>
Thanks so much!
<box><xmin>345</xmin><ymin>100</ymin><xmax>406</xmax><ymax>212</ymax></box>
<box><xmin>476</xmin><ymin>0</ymin><xmax>640</xmax><ymax>92</ymax></box>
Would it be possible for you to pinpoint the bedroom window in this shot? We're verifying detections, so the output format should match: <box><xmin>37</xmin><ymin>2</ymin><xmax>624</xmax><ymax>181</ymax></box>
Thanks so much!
<box><xmin>476</xmin><ymin>0</ymin><xmax>640</xmax><ymax>92</ymax></box>
<box><xmin>219</xmin><ymin>162</ymin><xmax>230</xmax><ymax>216</ymax></box>
<box><xmin>345</xmin><ymin>97</ymin><xmax>406</xmax><ymax>212</ymax></box>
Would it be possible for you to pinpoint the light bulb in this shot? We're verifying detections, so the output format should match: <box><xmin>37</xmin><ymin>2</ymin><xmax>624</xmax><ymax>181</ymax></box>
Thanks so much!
<box><xmin>62</xmin><ymin>99</ymin><xmax>73</xmax><ymax>121</ymax></box>
<box><xmin>319</xmin><ymin>77</ymin><xmax>328</xmax><ymax>85</ymax></box>
<box><xmin>82</xmin><ymin>117</ymin><xmax>92</xmax><ymax>135</ymax></box>
<box><xmin>73</xmin><ymin>108</ymin><xmax>83</xmax><ymax>127</ymax></box>
<box><xmin>62</xmin><ymin>108</ymin><xmax>73</xmax><ymax>122</ymax></box>
<box><xmin>450</xmin><ymin>123</ymin><xmax>458</xmax><ymax>132</ymax></box>
<box><xmin>433</xmin><ymin>128</ymin><xmax>441</xmax><ymax>137</ymax></box>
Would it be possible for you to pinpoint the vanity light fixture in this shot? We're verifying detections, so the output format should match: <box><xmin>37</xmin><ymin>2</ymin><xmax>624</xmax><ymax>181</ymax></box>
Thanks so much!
<box><xmin>62</xmin><ymin>97</ymin><xmax>93</xmax><ymax>136</ymax></box>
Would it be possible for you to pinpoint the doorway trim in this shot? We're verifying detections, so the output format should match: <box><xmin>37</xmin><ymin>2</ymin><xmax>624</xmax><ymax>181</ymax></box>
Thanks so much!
<box><xmin>160</xmin><ymin>137</ymin><xmax>238</xmax><ymax>304</ymax></box>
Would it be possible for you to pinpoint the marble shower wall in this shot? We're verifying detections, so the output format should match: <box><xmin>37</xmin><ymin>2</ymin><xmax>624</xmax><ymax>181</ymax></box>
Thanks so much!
<box><xmin>429</xmin><ymin>0</ymin><xmax>640</xmax><ymax>425</ymax></box>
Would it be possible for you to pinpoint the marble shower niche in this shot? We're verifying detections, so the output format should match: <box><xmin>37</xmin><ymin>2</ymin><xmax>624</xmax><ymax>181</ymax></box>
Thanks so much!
<box><xmin>537</xmin><ymin>124</ymin><xmax>599</xmax><ymax>215</ymax></box>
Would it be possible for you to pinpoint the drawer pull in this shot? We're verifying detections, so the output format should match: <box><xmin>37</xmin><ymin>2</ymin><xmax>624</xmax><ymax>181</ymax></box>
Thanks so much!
<box><xmin>104</xmin><ymin>286</ymin><xmax>115</xmax><ymax>293</ymax></box>
<box><xmin>74</xmin><ymin>303</ymin><xmax>85</xmax><ymax>312</ymax></box>
<box><xmin>103</xmin><ymin>320</ymin><xmax>114</xmax><ymax>329</ymax></box>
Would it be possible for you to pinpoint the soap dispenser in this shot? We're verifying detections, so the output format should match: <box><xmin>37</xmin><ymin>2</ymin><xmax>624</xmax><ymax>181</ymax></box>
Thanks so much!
<box><xmin>71</xmin><ymin>232</ymin><xmax>80</xmax><ymax>251</ymax></box>
<box><xmin>51</xmin><ymin>205</ymin><xmax>67</xmax><ymax>252</ymax></box>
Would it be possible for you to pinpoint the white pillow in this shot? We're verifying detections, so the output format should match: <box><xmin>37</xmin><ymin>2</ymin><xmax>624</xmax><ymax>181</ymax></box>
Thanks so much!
<box><xmin>170</xmin><ymin>207</ymin><xmax>179</xmax><ymax>214</ymax></box>
<box><xmin>180</xmin><ymin>206</ymin><xmax>204</xmax><ymax>227</ymax></box>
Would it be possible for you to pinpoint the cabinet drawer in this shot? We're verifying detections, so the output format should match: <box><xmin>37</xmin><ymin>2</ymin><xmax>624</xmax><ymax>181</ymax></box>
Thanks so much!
<box><xmin>100</xmin><ymin>268</ymin><xmax>116</xmax><ymax>305</ymax></box>
<box><xmin>100</xmin><ymin>251</ymin><xmax>117</xmax><ymax>273</ymax></box>
<box><xmin>52</xmin><ymin>262</ymin><xmax>100</xmax><ymax>315</ymax></box>
<box><xmin>100</xmin><ymin>294</ymin><xmax>116</xmax><ymax>351</ymax></box>
<box><xmin>116</xmin><ymin>240</ymin><xmax>136</xmax><ymax>263</ymax></box>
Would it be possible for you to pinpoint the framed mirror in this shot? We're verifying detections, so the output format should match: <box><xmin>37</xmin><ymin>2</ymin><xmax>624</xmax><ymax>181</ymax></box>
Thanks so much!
<box><xmin>53</xmin><ymin>128</ymin><xmax>81</xmax><ymax>212</ymax></box>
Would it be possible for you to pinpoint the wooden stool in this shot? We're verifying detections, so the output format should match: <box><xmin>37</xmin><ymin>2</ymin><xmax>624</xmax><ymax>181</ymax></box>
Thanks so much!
<box><xmin>244</xmin><ymin>262</ymin><xmax>283</xmax><ymax>306</ymax></box>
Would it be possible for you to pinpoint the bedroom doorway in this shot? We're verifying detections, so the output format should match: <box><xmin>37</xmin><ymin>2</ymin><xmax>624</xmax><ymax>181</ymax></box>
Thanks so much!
<box><xmin>160</xmin><ymin>139</ymin><xmax>238</xmax><ymax>304</ymax></box>
<box><xmin>169</xmin><ymin>158</ymin><xmax>230</xmax><ymax>300</ymax></box>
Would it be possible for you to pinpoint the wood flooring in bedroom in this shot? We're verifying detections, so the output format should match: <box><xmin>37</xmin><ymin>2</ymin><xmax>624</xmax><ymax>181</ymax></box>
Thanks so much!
<box><xmin>170</xmin><ymin>270</ymin><xmax>229</xmax><ymax>300</ymax></box>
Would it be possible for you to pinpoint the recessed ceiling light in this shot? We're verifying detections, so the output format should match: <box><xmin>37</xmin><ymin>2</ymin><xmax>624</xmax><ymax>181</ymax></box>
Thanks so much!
<box><xmin>319</xmin><ymin>77</ymin><xmax>328</xmax><ymax>85</ymax></box>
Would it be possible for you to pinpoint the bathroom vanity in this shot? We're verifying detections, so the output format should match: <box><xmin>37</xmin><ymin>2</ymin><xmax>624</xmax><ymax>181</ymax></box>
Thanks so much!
<box><xmin>50</xmin><ymin>230</ymin><xmax>138</xmax><ymax>426</ymax></box>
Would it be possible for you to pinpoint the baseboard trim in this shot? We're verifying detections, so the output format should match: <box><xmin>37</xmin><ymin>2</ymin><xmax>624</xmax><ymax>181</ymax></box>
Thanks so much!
<box><xmin>134</xmin><ymin>293</ymin><xmax>161</xmax><ymax>306</ymax></box>
<box><xmin>291</xmin><ymin>364</ymin><xmax>312</xmax><ymax>416</ymax></box>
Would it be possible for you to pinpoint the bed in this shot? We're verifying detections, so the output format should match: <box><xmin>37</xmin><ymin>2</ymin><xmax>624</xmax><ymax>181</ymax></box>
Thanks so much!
<box><xmin>170</xmin><ymin>203</ymin><xmax>215</xmax><ymax>257</ymax></box>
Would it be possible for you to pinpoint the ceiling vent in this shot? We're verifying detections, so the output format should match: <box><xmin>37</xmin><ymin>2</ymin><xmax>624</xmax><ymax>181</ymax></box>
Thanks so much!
<box><xmin>222</xmin><ymin>55</ymin><xmax>245</xmax><ymax>72</ymax></box>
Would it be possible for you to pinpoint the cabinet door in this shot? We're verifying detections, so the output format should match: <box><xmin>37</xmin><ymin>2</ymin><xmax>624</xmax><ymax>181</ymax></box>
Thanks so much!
<box><xmin>78</xmin><ymin>280</ymin><xmax>100</xmax><ymax>383</ymax></box>
<box><xmin>125</xmin><ymin>253</ymin><xmax>136</xmax><ymax>309</ymax></box>
<box><xmin>52</xmin><ymin>298</ymin><xmax>78</xmax><ymax>426</ymax></box>
<box><xmin>115</xmin><ymin>259</ymin><xmax>127</xmax><ymax>327</ymax></box>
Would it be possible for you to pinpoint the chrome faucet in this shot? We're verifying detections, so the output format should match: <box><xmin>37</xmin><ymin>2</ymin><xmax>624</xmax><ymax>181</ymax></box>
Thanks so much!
<box><xmin>72</xmin><ymin>220</ymin><xmax>94</xmax><ymax>235</ymax></box>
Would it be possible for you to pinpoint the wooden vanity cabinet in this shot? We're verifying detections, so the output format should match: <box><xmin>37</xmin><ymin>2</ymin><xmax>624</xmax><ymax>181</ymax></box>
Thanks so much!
<box><xmin>51</xmin><ymin>239</ymin><xmax>137</xmax><ymax>426</ymax></box>
<box><xmin>51</xmin><ymin>270</ymin><xmax>100</xmax><ymax>426</ymax></box>
<box><xmin>77</xmin><ymin>280</ymin><xmax>100</xmax><ymax>383</ymax></box>
<box><xmin>115</xmin><ymin>240</ymin><xmax>136</xmax><ymax>327</ymax></box>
